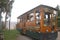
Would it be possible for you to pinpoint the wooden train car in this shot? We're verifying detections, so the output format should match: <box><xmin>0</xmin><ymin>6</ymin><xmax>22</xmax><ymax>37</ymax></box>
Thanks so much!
<box><xmin>16</xmin><ymin>5</ymin><xmax>58</xmax><ymax>40</ymax></box>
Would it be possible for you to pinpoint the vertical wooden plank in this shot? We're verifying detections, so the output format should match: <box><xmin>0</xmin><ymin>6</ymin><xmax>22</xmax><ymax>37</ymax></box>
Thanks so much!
<box><xmin>34</xmin><ymin>10</ymin><xmax>36</xmax><ymax>26</ymax></box>
<box><xmin>51</xmin><ymin>10</ymin><xmax>53</xmax><ymax>27</ymax></box>
<box><xmin>55</xmin><ymin>11</ymin><xmax>58</xmax><ymax>31</ymax></box>
<box><xmin>40</xmin><ymin>7</ymin><xmax>44</xmax><ymax>32</ymax></box>
<box><xmin>26</xmin><ymin>14</ymin><xmax>27</xmax><ymax>22</ymax></box>
<box><xmin>25</xmin><ymin>14</ymin><xmax>27</xmax><ymax>28</ymax></box>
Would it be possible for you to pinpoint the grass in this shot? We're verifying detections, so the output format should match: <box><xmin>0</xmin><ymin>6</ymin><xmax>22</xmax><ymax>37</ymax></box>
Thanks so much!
<box><xmin>3</xmin><ymin>30</ymin><xmax>19</xmax><ymax>40</ymax></box>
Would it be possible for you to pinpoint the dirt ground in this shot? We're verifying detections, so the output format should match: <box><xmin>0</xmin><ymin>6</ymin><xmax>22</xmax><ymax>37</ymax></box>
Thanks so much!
<box><xmin>57</xmin><ymin>32</ymin><xmax>60</xmax><ymax>40</ymax></box>
<box><xmin>16</xmin><ymin>32</ymin><xmax>60</xmax><ymax>40</ymax></box>
<box><xmin>16</xmin><ymin>35</ymin><xmax>32</xmax><ymax>40</ymax></box>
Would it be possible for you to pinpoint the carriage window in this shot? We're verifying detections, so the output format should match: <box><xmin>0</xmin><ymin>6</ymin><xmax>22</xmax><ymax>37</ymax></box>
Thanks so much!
<box><xmin>20</xmin><ymin>18</ymin><xmax>22</xmax><ymax>22</ymax></box>
<box><xmin>44</xmin><ymin>11</ymin><xmax>57</xmax><ymax>26</ymax></box>
<box><xmin>36</xmin><ymin>10</ymin><xmax>40</xmax><ymax>26</ymax></box>
<box><xmin>17</xmin><ymin>19</ymin><xmax>20</xmax><ymax>23</ymax></box>
<box><xmin>30</xmin><ymin>17</ymin><xmax>34</xmax><ymax>21</ymax></box>
<box><xmin>52</xmin><ymin>10</ymin><xmax>57</xmax><ymax>25</ymax></box>
<box><xmin>27</xmin><ymin>14</ymin><xmax>30</xmax><ymax>21</ymax></box>
<box><xmin>29</xmin><ymin>13</ymin><xmax>34</xmax><ymax>21</ymax></box>
<box><xmin>44</xmin><ymin>13</ymin><xmax>50</xmax><ymax>26</ymax></box>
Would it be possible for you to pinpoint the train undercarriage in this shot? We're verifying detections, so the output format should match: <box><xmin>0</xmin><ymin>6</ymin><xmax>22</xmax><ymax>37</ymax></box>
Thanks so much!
<box><xmin>17</xmin><ymin>28</ymin><xmax>58</xmax><ymax>40</ymax></box>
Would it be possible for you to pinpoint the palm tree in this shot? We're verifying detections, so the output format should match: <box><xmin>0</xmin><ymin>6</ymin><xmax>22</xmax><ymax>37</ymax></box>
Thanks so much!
<box><xmin>5</xmin><ymin>0</ymin><xmax>14</xmax><ymax>30</ymax></box>
<box><xmin>0</xmin><ymin>0</ymin><xmax>14</xmax><ymax>30</ymax></box>
<box><xmin>0</xmin><ymin>0</ymin><xmax>7</xmax><ymax>30</ymax></box>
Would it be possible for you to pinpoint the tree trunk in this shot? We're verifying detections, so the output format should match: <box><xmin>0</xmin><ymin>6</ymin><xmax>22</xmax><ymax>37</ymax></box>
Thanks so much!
<box><xmin>5</xmin><ymin>13</ymin><xmax>7</xmax><ymax>30</ymax></box>
<box><xmin>9</xmin><ymin>17</ymin><xmax>11</xmax><ymax>31</ymax></box>
<box><xmin>0</xmin><ymin>12</ymin><xmax>2</xmax><ymax>31</ymax></box>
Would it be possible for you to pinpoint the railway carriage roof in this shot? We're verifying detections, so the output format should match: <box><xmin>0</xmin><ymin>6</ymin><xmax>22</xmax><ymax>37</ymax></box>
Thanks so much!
<box><xmin>17</xmin><ymin>5</ymin><xmax>58</xmax><ymax>19</ymax></box>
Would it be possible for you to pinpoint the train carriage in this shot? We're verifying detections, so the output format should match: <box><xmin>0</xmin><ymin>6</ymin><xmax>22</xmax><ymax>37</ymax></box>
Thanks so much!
<box><xmin>16</xmin><ymin>5</ymin><xmax>58</xmax><ymax>40</ymax></box>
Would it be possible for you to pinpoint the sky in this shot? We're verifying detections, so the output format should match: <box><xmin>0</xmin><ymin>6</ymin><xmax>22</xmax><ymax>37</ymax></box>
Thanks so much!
<box><xmin>11</xmin><ymin>0</ymin><xmax>60</xmax><ymax>22</ymax></box>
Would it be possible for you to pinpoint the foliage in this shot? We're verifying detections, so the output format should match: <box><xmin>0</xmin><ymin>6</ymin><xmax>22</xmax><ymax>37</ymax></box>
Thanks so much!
<box><xmin>4</xmin><ymin>30</ymin><xmax>19</xmax><ymax>40</ymax></box>
<box><xmin>0</xmin><ymin>0</ymin><xmax>14</xmax><ymax>13</ymax></box>
<box><xmin>56</xmin><ymin>5</ymin><xmax>60</xmax><ymax>27</ymax></box>
<box><xmin>0</xmin><ymin>0</ymin><xmax>14</xmax><ymax>30</ymax></box>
